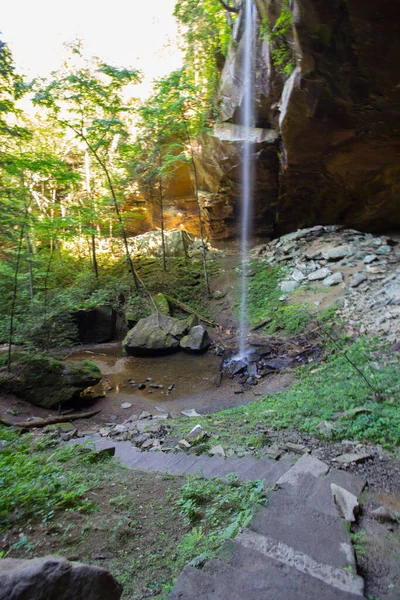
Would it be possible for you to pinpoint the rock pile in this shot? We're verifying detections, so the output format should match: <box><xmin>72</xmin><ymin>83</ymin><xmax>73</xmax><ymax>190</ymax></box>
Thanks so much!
<box><xmin>98</xmin><ymin>412</ymin><xmax>171</xmax><ymax>451</ymax></box>
<box><xmin>252</xmin><ymin>226</ymin><xmax>400</xmax><ymax>342</ymax></box>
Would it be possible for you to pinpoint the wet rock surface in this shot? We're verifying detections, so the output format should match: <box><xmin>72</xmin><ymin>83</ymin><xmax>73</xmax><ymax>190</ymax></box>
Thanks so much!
<box><xmin>189</xmin><ymin>1</ymin><xmax>400</xmax><ymax>239</ymax></box>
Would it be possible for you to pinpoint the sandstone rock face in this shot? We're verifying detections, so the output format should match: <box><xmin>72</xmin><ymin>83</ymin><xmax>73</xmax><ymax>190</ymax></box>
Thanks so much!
<box><xmin>193</xmin><ymin>1</ymin><xmax>400</xmax><ymax>238</ymax></box>
<box><xmin>0</xmin><ymin>352</ymin><xmax>101</xmax><ymax>409</ymax></box>
<box><xmin>0</xmin><ymin>556</ymin><xmax>122</xmax><ymax>600</ymax></box>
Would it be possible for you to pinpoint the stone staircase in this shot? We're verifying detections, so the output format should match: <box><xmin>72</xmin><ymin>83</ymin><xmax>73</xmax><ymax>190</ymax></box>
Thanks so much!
<box><xmin>75</xmin><ymin>436</ymin><xmax>367</xmax><ymax>599</ymax></box>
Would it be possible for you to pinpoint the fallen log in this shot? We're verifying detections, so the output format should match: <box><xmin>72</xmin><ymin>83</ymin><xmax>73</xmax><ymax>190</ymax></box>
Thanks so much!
<box><xmin>164</xmin><ymin>295</ymin><xmax>216</xmax><ymax>327</ymax></box>
<box><xmin>0</xmin><ymin>409</ymin><xmax>101</xmax><ymax>429</ymax></box>
<box><xmin>250</xmin><ymin>317</ymin><xmax>273</xmax><ymax>332</ymax></box>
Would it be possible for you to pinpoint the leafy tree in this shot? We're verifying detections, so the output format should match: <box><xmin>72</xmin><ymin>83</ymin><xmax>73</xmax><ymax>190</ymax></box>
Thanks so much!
<box><xmin>174</xmin><ymin>0</ymin><xmax>235</xmax><ymax>122</ymax></box>
<box><xmin>33</xmin><ymin>41</ymin><xmax>142</xmax><ymax>289</ymax></box>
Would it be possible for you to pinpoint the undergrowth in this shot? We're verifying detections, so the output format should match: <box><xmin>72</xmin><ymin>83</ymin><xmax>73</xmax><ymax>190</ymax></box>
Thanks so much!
<box><xmin>0</xmin><ymin>255</ymin><xmax>216</xmax><ymax>349</ymax></box>
<box><xmin>160</xmin><ymin>474</ymin><xmax>267</xmax><ymax>597</ymax></box>
<box><xmin>0</xmin><ymin>430</ymin><xmax>109</xmax><ymax>532</ymax></box>
<box><xmin>235</xmin><ymin>260</ymin><xmax>312</xmax><ymax>334</ymax></box>
<box><xmin>0</xmin><ymin>426</ymin><xmax>267</xmax><ymax>598</ymax></box>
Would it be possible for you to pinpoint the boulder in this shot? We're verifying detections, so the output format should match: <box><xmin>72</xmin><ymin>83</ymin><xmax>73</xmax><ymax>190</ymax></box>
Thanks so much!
<box><xmin>122</xmin><ymin>313</ymin><xmax>191</xmax><ymax>356</ymax></box>
<box><xmin>0</xmin><ymin>352</ymin><xmax>101</xmax><ymax>409</ymax></box>
<box><xmin>180</xmin><ymin>326</ymin><xmax>211</xmax><ymax>353</ymax></box>
<box><xmin>73</xmin><ymin>305</ymin><xmax>116</xmax><ymax>343</ymax></box>
<box><xmin>0</xmin><ymin>556</ymin><xmax>122</xmax><ymax>600</ymax></box>
<box><xmin>323</xmin><ymin>272</ymin><xmax>344</xmax><ymax>286</ymax></box>
<box><xmin>308</xmin><ymin>267</ymin><xmax>333</xmax><ymax>281</ymax></box>
<box><xmin>321</xmin><ymin>246</ymin><xmax>353</xmax><ymax>261</ymax></box>
<box><xmin>279</xmin><ymin>280</ymin><xmax>299</xmax><ymax>292</ymax></box>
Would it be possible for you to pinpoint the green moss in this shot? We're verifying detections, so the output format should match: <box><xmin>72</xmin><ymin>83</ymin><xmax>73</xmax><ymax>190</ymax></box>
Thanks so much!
<box><xmin>154</xmin><ymin>292</ymin><xmax>171</xmax><ymax>316</ymax></box>
<box><xmin>0</xmin><ymin>352</ymin><xmax>101</xmax><ymax>408</ymax></box>
<box><xmin>235</xmin><ymin>261</ymin><xmax>313</xmax><ymax>335</ymax></box>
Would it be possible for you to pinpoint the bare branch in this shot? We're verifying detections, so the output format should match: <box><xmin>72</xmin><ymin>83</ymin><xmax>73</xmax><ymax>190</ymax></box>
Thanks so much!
<box><xmin>217</xmin><ymin>0</ymin><xmax>240</xmax><ymax>13</ymax></box>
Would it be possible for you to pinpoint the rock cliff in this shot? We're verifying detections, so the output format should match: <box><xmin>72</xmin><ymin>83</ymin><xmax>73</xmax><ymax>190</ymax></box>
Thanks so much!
<box><xmin>194</xmin><ymin>0</ymin><xmax>400</xmax><ymax>238</ymax></box>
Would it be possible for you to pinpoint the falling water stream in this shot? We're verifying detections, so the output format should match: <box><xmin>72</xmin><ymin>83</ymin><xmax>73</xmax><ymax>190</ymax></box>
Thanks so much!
<box><xmin>239</xmin><ymin>0</ymin><xmax>256</xmax><ymax>358</ymax></box>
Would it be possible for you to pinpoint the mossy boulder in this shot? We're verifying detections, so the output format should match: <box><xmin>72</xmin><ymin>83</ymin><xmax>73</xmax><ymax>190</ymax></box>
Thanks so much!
<box><xmin>180</xmin><ymin>326</ymin><xmax>211</xmax><ymax>353</ymax></box>
<box><xmin>122</xmin><ymin>313</ymin><xmax>191</xmax><ymax>356</ymax></box>
<box><xmin>0</xmin><ymin>352</ymin><xmax>101</xmax><ymax>409</ymax></box>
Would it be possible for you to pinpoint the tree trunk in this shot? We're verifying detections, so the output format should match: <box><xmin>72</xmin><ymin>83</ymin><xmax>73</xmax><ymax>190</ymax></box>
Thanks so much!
<box><xmin>85</xmin><ymin>150</ymin><xmax>99</xmax><ymax>278</ymax></box>
<box><xmin>25</xmin><ymin>231</ymin><xmax>34</xmax><ymax>301</ymax></box>
<box><xmin>158</xmin><ymin>151</ymin><xmax>167</xmax><ymax>272</ymax></box>
<box><xmin>7</xmin><ymin>206</ymin><xmax>28</xmax><ymax>372</ymax></box>
<box><xmin>183</xmin><ymin>121</ymin><xmax>211</xmax><ymax>296</ymax></box>
<box><xmin>85</xmin><ymin>140</ymin><xmax>139</xmax><ymax>290</ymax></box>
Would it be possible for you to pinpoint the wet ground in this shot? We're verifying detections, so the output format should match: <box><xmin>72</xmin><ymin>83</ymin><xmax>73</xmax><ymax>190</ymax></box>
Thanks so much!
<box><xmin>65</xmin><ymin>343</ymin><xmax>294</xmax><ymax>424</ymax></box>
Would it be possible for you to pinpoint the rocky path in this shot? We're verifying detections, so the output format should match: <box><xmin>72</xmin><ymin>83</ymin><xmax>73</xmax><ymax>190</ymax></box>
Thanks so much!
<box><xmin>76</xmin><ymin>436</ymin><xmax>367</xmax><ymax>600</ymax></box>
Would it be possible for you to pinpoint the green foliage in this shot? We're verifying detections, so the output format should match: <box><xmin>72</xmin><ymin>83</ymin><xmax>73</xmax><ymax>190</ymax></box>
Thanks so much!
<box><xmin>236</xmin><ymin>260</ymin><xmax>312</xmax><ymax>334</ymax></box>
<box><xmin>260</xmin><ymin>4</ymin><xmax>295</xmax><ymax>77</ymax></box>
<box><xmin>174</xmin><ymin>0</ymin><xmax>234</xmax><ymax>120</ymax></box>
<box><xmin>351</xmin><ymin>530</ymin><xmax>367</xmax><ymax>558</ymax></box>
<box><xmin>175</xmin><ymin>474</ymin><xmax>266</xmax><ymax>567</ymax></box>
<box><xmin>0</xmin><ymin>429</ymin><xmax>112</xmax><ymax>531</ymax></box>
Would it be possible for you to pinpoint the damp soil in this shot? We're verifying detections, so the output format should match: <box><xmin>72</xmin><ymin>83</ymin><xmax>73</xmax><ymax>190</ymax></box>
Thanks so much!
<box><xmin>66</xmin><ymin>342</ymin><xmax>295</xmax><ymax>425</ymax></box>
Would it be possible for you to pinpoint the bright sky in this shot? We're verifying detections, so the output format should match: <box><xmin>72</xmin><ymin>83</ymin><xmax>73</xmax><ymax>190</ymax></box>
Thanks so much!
<box><xmin>1</xmin><ymin>0</ymin><xmax>183</xmax><ymax>97</ymax></box>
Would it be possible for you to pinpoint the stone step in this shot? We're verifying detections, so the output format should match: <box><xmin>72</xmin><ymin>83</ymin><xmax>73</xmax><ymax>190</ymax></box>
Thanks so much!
<box><xmin>74</xmin><ymin>435</ymin><xmax>293</xmax><ymax>483</ymax></box>
<box><xmin>166</xmin><ymin>446</ymin><xmax>367</xmax><ymax>600</ymax></box>
<box><xmin>232</xmin><ymin>529</ymin><xmax>365</xmax><ymax>596</ymax></box>
<box><xmin>170</xmin><ymin>551</ymin><xmax>364</xmax><ymax>600</ymax></box>
<box><xmin>249</xmin><ymin>474</ymin><xmax>357</xmax><ymax>570</ymax></box>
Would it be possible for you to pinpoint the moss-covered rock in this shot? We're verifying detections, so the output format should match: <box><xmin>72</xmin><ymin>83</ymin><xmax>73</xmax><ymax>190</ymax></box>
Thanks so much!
<box><xmin>154</xmin><ymin>293</ymin><xmax>170</xmax><ymax>316</ymax></box>
<box><xmin>0</xmin><ymin>352</ymin><xmax>101</xmax><ymax>409</ymax></box>
<box><xmin>180</xmin><ymin>326</ymin><xmax>211</xmax><ymax>353</ymax></box>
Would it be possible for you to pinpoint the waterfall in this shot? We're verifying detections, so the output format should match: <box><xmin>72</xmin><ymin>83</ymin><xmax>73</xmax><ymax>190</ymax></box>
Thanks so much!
<box><xmin>238</xmin><ymin>0</ymin><xmax>256</xmax><ymax>358</ymax></box>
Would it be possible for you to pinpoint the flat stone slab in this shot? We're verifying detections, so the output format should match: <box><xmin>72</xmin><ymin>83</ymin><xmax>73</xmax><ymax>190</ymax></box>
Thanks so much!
<box><xmin>249</xmin><ymin>491</ymin><xmax>355</xmax><ymax>570</ymax></box>
<box><xmin>277</xmin><ymin>453</ymin><xmax>329</xmax><ymax>485</ymax></box>
<box><xmin>333</xmin><ymin>453</ymin><xmax>373</xmax><ymax>464</ymax></box>
<box><xmin>169</xmin><ymin>552</ymin><xmax>364</xmax><ymax>600</ymax></box>
<box><xmin>236</xmin><ymin>529</ymin><xmax>364</xmax><ymax>596</ymax></box>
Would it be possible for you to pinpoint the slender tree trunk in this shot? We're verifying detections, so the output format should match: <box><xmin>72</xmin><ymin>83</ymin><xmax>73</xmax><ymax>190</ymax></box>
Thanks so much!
<box><xmin>7</xmin><ymin>206</ymin><xmax>28</xmax><ymax>372</ymax></box>
<box><xmin>26</xmin><ymin>231</ymin><xmax>34</xmax><ymax>301</ymax></box>
<box><xmin>183</xmin><ymin>121</ymin><xmax>210</xmax><ymax>295</ymax></box>
<box><xmin>44</xmin><ymin>243</ymin><xmax>54</xmax><ymax>318</ymax></box>
<box><xmin>85</xmin><ymin>150</ymin><xmax>99</xmax><ymax>278</ymax></box>
<box><xmin>158</xmin><ymin>151</ymin><xmax>167</xmax><ymax>272</ymax></box>
<box><xmin>54</xmin><ymin>238</ymin><xmax>63</xmax><ymax>266</ymax></box>
<box><xmin>84</xmin><ymin>140</ymin><xmax>139</xmax><ymax>290</ymax></box>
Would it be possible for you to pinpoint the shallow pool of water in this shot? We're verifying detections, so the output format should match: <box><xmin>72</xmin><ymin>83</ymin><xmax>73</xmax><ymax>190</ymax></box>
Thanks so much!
<box><xmin>71</xmin><ymin>344</ymin><xmax>221</xmax><ymax>404</ymax></box>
